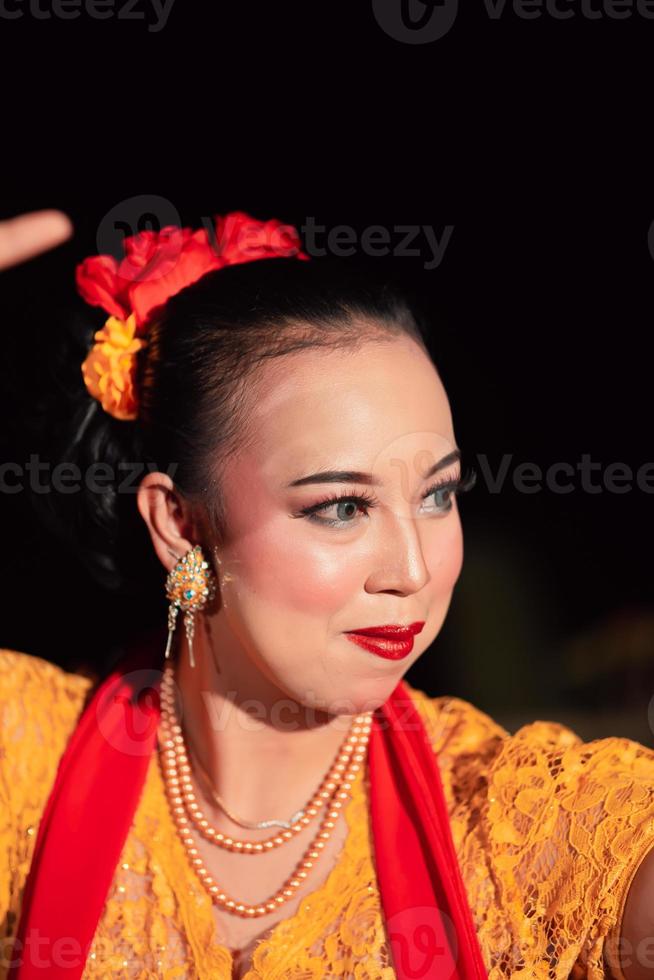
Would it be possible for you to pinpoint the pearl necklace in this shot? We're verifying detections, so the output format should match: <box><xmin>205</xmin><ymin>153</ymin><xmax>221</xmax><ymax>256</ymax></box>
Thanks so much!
<box><xmin>160</xmin><ymin>666</ymin><xmax>371</xmax><ymax>846</ymax></box>
<box><xmin>157</xmin><ymin>659</ymin><xmax>373</xmax><ymax>918</ymax></box>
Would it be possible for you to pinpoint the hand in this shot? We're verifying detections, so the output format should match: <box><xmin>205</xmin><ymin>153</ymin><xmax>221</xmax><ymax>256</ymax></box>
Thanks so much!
<box><xmin>0</xmin><ymin>209</ymin><xmax>73</xmax><ymax>272</ymax></box>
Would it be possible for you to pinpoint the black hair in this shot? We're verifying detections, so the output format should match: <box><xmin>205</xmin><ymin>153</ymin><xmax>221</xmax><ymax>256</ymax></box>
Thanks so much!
<box><xmin>30</xmin><ymin>255</ymin><xmax>434</xmax><ymax>595</ymax></box>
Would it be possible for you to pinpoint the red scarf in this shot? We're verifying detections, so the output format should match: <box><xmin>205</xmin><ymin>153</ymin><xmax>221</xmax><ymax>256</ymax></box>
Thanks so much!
<box><xmin>8</xmin><ymin>628</ymin><xmax>488</xmax><ymax>979</ymax></box>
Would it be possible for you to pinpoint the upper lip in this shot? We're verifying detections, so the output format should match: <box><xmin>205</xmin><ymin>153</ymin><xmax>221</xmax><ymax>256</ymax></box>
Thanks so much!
<box><xmin>345</xmin><ymin>622</ymin><xmax>425</xmax><ymax>638</ymax></box>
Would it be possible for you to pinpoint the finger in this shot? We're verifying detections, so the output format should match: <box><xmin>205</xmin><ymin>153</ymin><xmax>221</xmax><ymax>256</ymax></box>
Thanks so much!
<box><xmin>0</xmin><ymin>209</ymin><xmax>73</xmax><ymax>271</ymax></box>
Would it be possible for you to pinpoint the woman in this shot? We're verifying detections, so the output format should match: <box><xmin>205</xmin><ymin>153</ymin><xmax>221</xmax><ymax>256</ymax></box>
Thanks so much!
<box><xmin>1</xmin><ymin>210</ymin><xmax>653</xmax><ymax>980</ymax></box>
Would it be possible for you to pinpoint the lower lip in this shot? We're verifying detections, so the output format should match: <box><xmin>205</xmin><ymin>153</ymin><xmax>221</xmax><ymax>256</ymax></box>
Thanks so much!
<box><xmin>344</xmin><ymin>632</ymin><xmax>415</xmax><ymax>660</ymax></box>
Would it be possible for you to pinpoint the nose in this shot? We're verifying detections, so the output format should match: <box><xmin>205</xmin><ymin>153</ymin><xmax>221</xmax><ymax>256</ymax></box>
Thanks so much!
<box><xmin>363</xmin><ymin>512</ymin><xmax>432</xmax><ymax>597</ymax></box>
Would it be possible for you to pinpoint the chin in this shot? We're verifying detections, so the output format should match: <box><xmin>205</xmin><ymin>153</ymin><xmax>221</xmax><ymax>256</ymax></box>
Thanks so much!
<box><xmin>327</xmin><ymin>673</ymin><xmax>408</xmax><ymax>719</ymax></box>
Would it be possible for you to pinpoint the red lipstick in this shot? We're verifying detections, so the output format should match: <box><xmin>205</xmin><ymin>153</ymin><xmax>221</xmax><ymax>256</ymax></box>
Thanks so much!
<box><xmin>344</xmin><ymin>622</ymin><xmax>425</xmax><ymax>660</ymax></box>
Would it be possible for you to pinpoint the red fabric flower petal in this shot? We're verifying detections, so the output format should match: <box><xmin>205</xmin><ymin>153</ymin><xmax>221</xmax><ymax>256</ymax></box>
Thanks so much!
<box><xmin>75</xmin><ymin>255</ymin><xmax>130</xmax><ymax>321</ymax></box>
<box><xmin>214</xmin><ymin>211</ymin><xmax>309</xmax><ymax>265</ymax></box>
<box><xmin>126</xmin><ymin>228</ymin><xmax>227</xmax><ymax>328</ymax></box>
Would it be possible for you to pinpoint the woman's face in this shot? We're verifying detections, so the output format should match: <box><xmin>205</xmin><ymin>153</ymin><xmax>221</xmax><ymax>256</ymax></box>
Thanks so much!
<box><xmin>207</xmin><ymin>334</ymin><xmax>464</xmax><ymax>717</ymax></box>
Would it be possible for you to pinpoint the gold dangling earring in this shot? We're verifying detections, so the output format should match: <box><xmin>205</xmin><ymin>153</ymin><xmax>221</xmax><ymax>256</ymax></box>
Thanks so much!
<box><xmin>164</xmin><ymin>544</ymin><xmax>217</xmax><ymax>669</ymax></box>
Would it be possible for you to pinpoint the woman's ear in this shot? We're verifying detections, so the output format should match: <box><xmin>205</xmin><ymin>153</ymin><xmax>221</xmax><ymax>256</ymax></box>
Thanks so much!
<box><xmin>136</xmin><ymin>471</ymin><xmax>197</xmax><ymax>572</ymax></box>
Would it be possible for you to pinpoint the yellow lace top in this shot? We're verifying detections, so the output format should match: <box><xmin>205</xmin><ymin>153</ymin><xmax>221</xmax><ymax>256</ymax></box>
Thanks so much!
<box><xmin>2</xmin><ymin>647</ymin><xmax>654</xmax><ymax>979</ymax></box>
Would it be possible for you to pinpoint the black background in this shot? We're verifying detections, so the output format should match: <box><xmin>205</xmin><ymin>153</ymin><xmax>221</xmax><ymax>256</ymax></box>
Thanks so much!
<box><xmin>0</xmin><ymin>0</ymin><xmax>652</xmax><ymax>741</ymax></box>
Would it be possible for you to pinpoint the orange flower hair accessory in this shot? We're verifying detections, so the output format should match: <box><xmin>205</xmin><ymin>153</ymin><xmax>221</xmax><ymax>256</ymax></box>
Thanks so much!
<box><xmin>76</xmin><ymin>211</ymin><xmax>309</xmax><ymax>421</ymax></box>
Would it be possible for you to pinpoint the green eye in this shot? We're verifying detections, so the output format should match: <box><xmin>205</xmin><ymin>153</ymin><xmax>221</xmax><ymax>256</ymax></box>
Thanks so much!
<box><xmin>298</xmin><ymin>466</ymin><xmax>477</xmax><ymax>529</ymax></box>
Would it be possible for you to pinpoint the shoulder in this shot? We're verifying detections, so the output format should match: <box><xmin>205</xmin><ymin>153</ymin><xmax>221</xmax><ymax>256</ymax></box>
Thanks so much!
<box><xmin>404</xmin><ymin>684</ymin><xmax>654</xmax><ymax>977</ymax></box>
<box><xmin>0</xmin><ymin>647</ymin><xmax>96</xmax><ymax>725</ymax></box>
<box><xmin>486</xmin><ymin>716</ymin><xmax>654</xmax><ymax>803</ymax></box>
<box><xmin>0</xmin><ymin>645</ymin><xmax>97</xmax><ymax>690</ymax></box>
<box><xmin>402</xmin><ymin>681</ymin><xmax>511</xmax><ymax>809</ymax></box>
<box><xmin>403</xmin><ymin>679</ymin><xmax>510</xmax><ymax>756</ymax></box>
<box><xmin>484</xmin><ymin>718</ymin><xmax>654</xmax><ymax>977</ymax></box>
<box><xmin>0</xmin><ymin>648</ymin><xmax>97</xmax><ymax>805</ymax></box>
<box><xmin>483</xmin><ymin>716</ymin><xmax>654</xmax><ymax>861</ymax></box>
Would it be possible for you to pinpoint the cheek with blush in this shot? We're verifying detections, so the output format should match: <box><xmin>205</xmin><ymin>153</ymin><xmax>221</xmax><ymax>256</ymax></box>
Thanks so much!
<box><xmin>222</xmin><ymin>513</ymin><xmax>365</xmax><ymax>621</ymax></box>
<box><xmin>217</xmin><ymin>458</ymin><xmax>363</xmax><ymax>623</ymax></box>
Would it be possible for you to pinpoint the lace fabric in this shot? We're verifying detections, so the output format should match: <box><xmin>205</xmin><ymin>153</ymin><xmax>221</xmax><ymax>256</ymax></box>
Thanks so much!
<box><xmin>2</xmin><ymin>647</ymin><xmax>654</xmax><ymax>978</ymax></box>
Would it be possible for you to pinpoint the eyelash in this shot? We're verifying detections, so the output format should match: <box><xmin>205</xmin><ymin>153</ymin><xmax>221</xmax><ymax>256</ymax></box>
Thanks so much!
<box><xmin>297</xmin><ymin>466</ymin><xmax>477</xmax><ymax>529</ymax></box>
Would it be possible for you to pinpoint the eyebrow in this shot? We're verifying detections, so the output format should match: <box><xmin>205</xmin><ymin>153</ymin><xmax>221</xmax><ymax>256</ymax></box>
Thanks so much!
<box><xmin>286</xmin><ymin>449</ymin><xmax>462</xmax><ymax>488</ymax></box>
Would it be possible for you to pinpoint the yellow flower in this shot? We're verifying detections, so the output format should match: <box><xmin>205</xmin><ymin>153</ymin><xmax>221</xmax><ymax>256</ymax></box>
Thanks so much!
<box><xmin>81</xmin><ymin>312</ymin><xmax>147</xmax><ymax>421</ymax></box>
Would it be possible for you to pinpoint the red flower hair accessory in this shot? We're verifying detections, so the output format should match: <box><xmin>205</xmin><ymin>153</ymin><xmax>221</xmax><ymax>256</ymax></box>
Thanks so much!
<box><xmin>76</xmin><ymin>211</ymin><xmax>309</xmax><ymax>420</ymax></box>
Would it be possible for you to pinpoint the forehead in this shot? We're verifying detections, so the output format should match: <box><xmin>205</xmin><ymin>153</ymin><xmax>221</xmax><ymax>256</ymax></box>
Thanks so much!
<box><xmin>243</xmin><ymin>338</ymin><xmax>457</xmax><ymax>479</ymax></box>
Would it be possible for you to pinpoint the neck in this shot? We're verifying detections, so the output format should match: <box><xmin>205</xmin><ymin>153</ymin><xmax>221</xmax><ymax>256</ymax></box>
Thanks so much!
<box><xmin>169</xmin><ymin>617</ymin><xmax>356</xmax><ymax>830</ymax></box>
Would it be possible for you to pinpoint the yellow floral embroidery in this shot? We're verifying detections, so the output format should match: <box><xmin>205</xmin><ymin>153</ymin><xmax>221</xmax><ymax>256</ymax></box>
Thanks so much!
<box><xmin>3</xmin><ymin>649</ymin><xmax>654</xmax><ymax>978</ymax></box>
